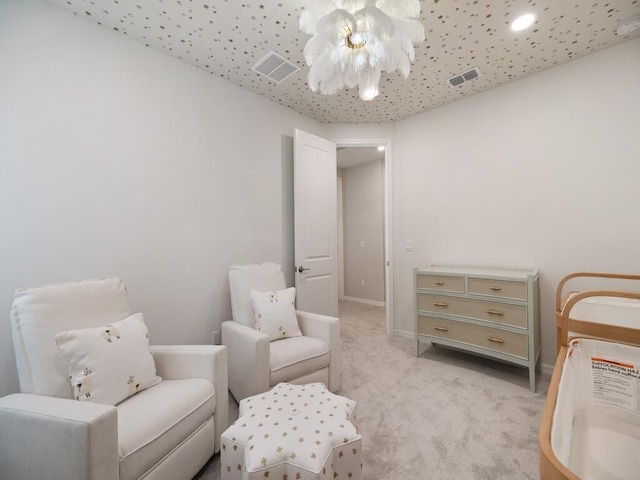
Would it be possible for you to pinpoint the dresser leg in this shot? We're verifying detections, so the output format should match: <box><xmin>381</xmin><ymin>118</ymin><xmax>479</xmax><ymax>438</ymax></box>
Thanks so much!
<box><xmin>529</xmin><ymin>364</ymin><xmax>536</xmax><ymax>393</ymax></box>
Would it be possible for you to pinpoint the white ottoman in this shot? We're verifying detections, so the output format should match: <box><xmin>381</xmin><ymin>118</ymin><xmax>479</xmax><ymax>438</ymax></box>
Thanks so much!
<box><xmin>221</xmin><ymin>383</ymin><xmax>362</xmax><ymax>480</ymax></box>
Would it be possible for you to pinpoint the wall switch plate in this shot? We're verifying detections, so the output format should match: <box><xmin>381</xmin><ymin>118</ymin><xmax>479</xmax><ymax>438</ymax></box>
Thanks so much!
<box><xmin>361</xmin><ymin>279</ymin><xmax>365</xmax><ymax>287</ymax></box>
<box><xmin>212</xmin><ymin>330</ymin><xmax>221</xmax><ymax>345</ymax></box>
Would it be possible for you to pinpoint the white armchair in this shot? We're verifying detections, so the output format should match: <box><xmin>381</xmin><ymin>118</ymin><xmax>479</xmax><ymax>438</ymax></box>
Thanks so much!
<box><xmin>0</xmin><ymin>278</ymin><xmax>228</xmax><ymax>480</ymax></box>
<box><xmin>222</xmin><ymin>262</ymin><xmax>340</xmax><ymax>402</ymax></box>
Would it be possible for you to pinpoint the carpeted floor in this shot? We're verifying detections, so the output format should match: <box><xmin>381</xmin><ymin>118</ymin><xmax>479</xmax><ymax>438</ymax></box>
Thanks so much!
<box><xmin>195</xmin><ymin>300</ymin><xmax>549</xmax><ymax>479</ymax></box>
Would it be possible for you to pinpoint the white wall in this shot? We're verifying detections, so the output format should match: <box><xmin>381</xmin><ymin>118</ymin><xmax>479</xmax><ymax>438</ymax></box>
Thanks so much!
<box><xmin>326</xmin><ymin>124</ymin><xmax>395</xmax><ymax>145</ymax></box>
<box><xmin>0</xmin><ymin>0</ymin><xmax>326</xmax><ymax>396</ymax></box>
<box><xmin>341</xmin><ymin>160</ymin><xmax>385</xmax><ymax>303</ymax></box>
<box><xmin>392</xmin><ymin>38</ymin><xmax>640</xmax><ymax>369</ymax></box>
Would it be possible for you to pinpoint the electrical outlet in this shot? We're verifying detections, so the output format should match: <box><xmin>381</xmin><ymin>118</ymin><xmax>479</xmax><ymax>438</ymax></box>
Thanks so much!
<box><xmin>212</xmin><ymin>330</ymin><xmax>221</xmax><ymax>345</ymax></box>
<box><xmin>404</xmin><ymin>240</ymin><xmax>415</xmax><ymax>252</ymax></box>
<box><xmin>360</xmin><ymin>279</ymin><xmax>365</xmax><ymax>287</ymax></box>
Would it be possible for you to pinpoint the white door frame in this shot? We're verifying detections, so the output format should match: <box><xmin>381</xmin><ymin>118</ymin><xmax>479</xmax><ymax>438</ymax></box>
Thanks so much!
<box><xmin>334</xmin><ymin>138</ymin><xmax>394</xmax><ymax>336</ymax></box>
<box><xmin>337</xmin><ymin>176</ymin><xmax>345</xmax><ymax>301</ymax></box>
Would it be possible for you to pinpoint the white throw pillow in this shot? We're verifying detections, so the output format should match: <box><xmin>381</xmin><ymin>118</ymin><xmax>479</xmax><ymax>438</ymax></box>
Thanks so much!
<box><xmin>250</xmin><ymin>287</ymin><xmax>302</xmax><ymax>341</ymax></box>
<box><xmin>55</xmin><ymin>313</ymin><xmax>161</xmax><ymax>406</ymax></box>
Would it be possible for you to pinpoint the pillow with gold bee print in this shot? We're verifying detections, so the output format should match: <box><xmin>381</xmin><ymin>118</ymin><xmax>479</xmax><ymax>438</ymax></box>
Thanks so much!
<box><xmin>250</xmin><ymin>287</ymin><xmax>302</xmax><ymax>341</ymax></box>
<box><xmin>55</xmin><ymin>313</ymin><xmax>161</xmax><ymax>406</ymax></box>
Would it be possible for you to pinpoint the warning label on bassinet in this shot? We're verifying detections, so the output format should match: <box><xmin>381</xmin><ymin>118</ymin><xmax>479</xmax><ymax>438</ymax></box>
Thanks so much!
<box><xmin>591</xmin><ymin>357</ymin><xmax>640</xmax><ymax>413</ymax></box>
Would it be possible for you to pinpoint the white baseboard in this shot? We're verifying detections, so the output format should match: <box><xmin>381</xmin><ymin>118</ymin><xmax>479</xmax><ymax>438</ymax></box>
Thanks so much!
<box><xmin>341</xmin><ymin>296</ymin><xmax>386</xmax><ymax>308</ymax></box>
<box><xmin>539</xmin><ymin>363</ymin><xmax>554</xmax><ymax>376</ymax></box>
<box><xmin>394</xmin><ymin>328</ymin><xmax>414</xmax><ymax>339</ymax></box>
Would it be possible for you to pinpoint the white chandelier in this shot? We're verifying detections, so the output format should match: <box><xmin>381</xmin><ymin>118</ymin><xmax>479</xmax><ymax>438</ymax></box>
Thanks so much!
<box><xmin>299</xmin><ymin>0</ymin><xmax>425</xmax><ymax>101</ymax></box>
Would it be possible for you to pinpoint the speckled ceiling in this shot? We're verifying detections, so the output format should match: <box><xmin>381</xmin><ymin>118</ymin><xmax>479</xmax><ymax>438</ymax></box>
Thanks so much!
<box><xmin>45</xmin><ymin>0</ymin><xmax>640</xmax><ymax>124</ymax></box>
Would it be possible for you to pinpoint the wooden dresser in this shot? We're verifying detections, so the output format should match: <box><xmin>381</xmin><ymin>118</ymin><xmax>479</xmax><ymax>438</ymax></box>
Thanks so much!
<box><xmin>414</xmin><ymin>265</ymin><xmax>540</xmax><ymax>392</ymax></box>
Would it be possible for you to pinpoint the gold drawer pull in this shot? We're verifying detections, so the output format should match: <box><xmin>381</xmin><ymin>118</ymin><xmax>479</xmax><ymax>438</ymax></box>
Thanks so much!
<box><xmin>487</xmin><ymin>310</ymin><xmax>504</xmax><ymax>316</ymax></box>
<box><xmin>487</xmin><ymin>336</ymin><xmax>504</xmax><ymax>344</ymax></box>
<box><xmin>489</xmin><ymin>286</ymin><xmax>501</xmax><ymax>291</ymax></box>
<box><xmin>433</xmin><ymin>302</ymin><xmax>448</xmax><ymax>307</ymax></box>
<box><xmin>434</xmin><ymin>326</ymin><xmax>449</xmax><ymax>332</ymax></box>
<box><xmin>434</xmin><ymin>281</ymin><xmax>444</xmax><ymax>286</ymax></box>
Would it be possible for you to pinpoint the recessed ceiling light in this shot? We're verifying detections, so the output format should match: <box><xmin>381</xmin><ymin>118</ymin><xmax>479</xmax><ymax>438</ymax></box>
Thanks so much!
<box><xmin>616</xmin><ymin>16</ymin><xmax>640</xmax><ymax>36</ymax></box>
<box><xmin>377</xmin><ymin>146</ymin><xmax>385</xmax><ymax>152</ymax></box>
<box><xmin>511</xmin><ymin>13</ymin><xmax>536</xmax><ymax>32</ymax></box>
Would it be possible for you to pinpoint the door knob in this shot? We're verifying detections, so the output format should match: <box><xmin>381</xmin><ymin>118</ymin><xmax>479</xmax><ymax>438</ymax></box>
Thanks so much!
<box><xmin>297</xmin><ymin>266</ymin><xmax>310</xmax><ymax>273</ymax></box>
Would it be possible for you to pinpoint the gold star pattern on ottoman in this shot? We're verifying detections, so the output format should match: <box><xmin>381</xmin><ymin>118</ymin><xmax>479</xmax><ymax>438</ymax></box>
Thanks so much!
<box><xmin>221</xmin><ymin>383</ymin><xmax>362</xmax><ymax>480</ymax></box>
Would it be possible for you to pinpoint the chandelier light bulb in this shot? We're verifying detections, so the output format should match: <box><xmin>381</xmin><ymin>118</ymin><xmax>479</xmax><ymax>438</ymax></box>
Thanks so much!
<box><xmin>360</xmin><ymin>86</ymin><xmax>379</xmax><ymax>101</ymax></box>
<box><xmin>299</xmin><ymin>0</ymin><xmax>425</xmax><ymax>101</ymax></box>
<box><xmin>349</xmin><ymin>31</ymin><xmax>365</xmax><ymax>45</ymax></box>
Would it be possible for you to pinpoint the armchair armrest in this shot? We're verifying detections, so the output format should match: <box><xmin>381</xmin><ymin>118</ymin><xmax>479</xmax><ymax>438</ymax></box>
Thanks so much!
<box><xmin>221</xmin><ymin>321</ymin><xmax>270</xmax><ymax>402</ymax></box>
<box><xmin>0</xmin><ymin>393</ymin><xmax>118</xmax><ymax>480</ymax></box>
<box><xmin>296</xmin><ymin>310</ymin><xmax>341</xmax><ymax>393</ymax></box>
<box><xmin>150</xmin><ymin>345</ymin><xmax>228</xmax><ymax>453</ymax></box>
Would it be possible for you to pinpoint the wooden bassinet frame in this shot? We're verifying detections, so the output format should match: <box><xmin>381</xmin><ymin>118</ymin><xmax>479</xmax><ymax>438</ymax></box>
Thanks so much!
<box><xmin>539</xmin><ymin>272</ymin><xmax>640</xmax><ymax>480</ymax></box>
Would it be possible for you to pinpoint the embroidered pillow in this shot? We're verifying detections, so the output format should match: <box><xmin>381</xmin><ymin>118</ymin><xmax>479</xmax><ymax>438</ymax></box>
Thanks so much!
<box><xmin>54</xmin><ymin>313</ymin><xmax>161</xmax><ymax>406</ymax></box>
<box><xmin>250</xmin><ymin>287</ymin><xmax>302</xmax><ymax>341</ymax></box>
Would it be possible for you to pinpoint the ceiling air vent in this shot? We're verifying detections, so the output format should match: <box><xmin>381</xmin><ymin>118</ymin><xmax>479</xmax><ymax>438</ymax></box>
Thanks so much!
<box><xmin>252</xmin><ymin>51</ymin><xmax>300</xmax><ymax>84</ymax></box>
<box><xmin>447</xmin><ymin>67</ymin><xmax>481</xmax><ymax>87</ymax></box>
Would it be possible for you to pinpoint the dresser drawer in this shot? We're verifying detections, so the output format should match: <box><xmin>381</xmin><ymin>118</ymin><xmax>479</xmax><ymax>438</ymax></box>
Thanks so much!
<box><xmin>416</xmin><ymin>274</ymin><xmax>464</xmax><ymax>293</ymax></box>
<box><xmin>418</xmin><ymin>316</ymin><xmax>528</xmax><ymax>359</ymax></box>
<box><xmin>468</xmin><ymin>277</ymin><xmax>527</xmax><ymax>301</ymax></box>
<box><xmin>417</xmin><ymin>293</ymin><xmax>527</xmax><ymax>329</ymax></box>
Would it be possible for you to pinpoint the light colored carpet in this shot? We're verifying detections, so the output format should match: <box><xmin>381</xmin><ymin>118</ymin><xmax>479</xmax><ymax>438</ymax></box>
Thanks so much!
<box><xmin>195</xmin><ymin>300</ymin><xmax>549</xmax><ymax>479</ymax></box>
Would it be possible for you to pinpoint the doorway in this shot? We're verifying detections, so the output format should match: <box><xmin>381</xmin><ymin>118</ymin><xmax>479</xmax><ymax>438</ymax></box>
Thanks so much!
<box><xmin>336</xmin><ymin>140</ymin><xmax>393</xmax><ymax>335</ymax></box>
<box><xmin>284</xmin><ymin>134</ymin><xmax>394</xmax><ymax>335</ymax></box>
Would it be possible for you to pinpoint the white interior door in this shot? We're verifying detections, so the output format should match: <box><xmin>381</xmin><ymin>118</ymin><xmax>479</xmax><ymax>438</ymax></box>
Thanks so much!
<box><xmin>294</xmin><ymin>129</ymin><xmax>338</xmax><ymax>317</ymax></box>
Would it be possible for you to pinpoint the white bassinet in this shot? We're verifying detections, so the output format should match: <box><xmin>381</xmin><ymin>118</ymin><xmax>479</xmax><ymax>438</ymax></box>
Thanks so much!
<box><xmin>551</xmin><ymin>338</ymin><xmax>640</xmax><ymax>479</ymax></box>
<box><xmin>540</xmin><ymin>272</ymin><xmax>640</xmax><ymax>480</ymax></box>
